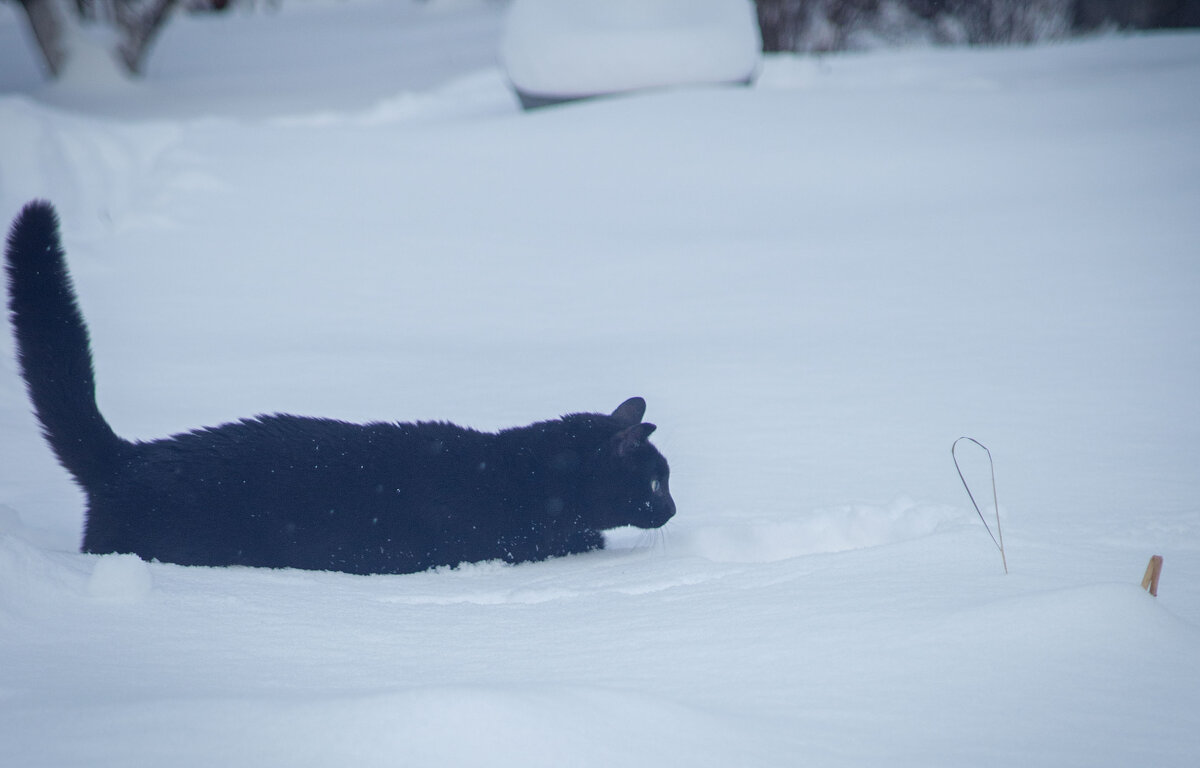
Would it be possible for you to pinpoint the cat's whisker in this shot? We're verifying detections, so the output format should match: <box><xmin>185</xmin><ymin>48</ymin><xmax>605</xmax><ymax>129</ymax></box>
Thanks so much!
<box><xmin>636</xmin><ymin>526</ymin><xmax>669</xmax><ymax>556</ymax></box>
<box><xmin>657</xmin><ymin>526</ymin><xmax>671</xmax><ymax>556</ymax></box>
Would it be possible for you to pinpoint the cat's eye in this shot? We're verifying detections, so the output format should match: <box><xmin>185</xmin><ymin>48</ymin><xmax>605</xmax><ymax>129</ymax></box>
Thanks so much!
<box><xmin>650</xmin><ymin>478</ymin><xmax>661</xmax><ymax>494</ymax></box>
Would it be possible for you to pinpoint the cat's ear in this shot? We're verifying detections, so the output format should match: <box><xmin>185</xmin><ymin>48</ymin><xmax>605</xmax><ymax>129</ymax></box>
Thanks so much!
<box><xmin>613</xmin><ymin>422</ymin><xmax>657</xmax><ymax>456</ymax></box>
<box><xmin>611</xmin><ymin>397</ymin><xmax>646</xmax><ymax>426</ymax></box>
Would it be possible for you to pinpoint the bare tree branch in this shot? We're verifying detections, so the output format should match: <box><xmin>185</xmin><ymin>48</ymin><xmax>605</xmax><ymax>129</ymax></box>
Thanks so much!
<box><xmin>16</xmin><ymin>0</ymin><xmax>68</xmax><ymax>77</ymax></box>
<box><xmin>114</xmin><ymin>0</ymin><xmax>180</xmax><ymax>75</ymax></box>
<box><xmin>10</xmin><ymin>0</ymin><xmax>179</xmax><ymax>78</ymax></box>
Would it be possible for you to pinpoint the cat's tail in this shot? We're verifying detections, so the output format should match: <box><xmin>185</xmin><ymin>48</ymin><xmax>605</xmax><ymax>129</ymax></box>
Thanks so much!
<box><xmin>5</xmin><ymin>201</ymin><xmax>124</xmax><ymax>488</ymax></box>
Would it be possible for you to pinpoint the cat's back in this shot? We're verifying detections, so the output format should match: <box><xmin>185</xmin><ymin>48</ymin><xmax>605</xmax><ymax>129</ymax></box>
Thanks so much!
<box><xmin>88</xmin><ymin>414</ymin><xmax>502</xmax><ymax>571</ymax></box>
<box><xmin>123</xmin><ymin>413</ymin><xmax>493</xmax><ymax>486</ymax></box>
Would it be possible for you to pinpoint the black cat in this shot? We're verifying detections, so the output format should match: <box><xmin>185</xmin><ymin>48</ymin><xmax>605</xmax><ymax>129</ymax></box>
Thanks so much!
<box><xmin>4</xmin><ymin>201</ymin><xmax>674</xmax><ymax>574</ymax></box>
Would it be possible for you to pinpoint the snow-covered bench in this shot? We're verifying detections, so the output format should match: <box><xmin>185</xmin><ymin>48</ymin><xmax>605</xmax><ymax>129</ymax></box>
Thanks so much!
<box><xmin>500</xmin><ymin>0</ymin><xmax>763</xmax><ymax>109</ymax></box>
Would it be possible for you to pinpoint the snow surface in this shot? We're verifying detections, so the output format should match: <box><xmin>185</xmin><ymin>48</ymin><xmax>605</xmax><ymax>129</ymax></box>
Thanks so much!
<box><xmin>2</xmin><ymin>1</ymin><xmax>1200</xmax><ymax>765</ymax></box>
<box><xmin>500</xmin><ymin>0</ymin><xmax>762</xmax><ymax>99</ymax></box>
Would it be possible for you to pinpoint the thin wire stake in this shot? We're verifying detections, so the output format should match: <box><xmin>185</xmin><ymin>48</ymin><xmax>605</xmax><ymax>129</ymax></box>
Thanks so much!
<box><xmin>952</xmin><ymin>437</ymin><xmax>1008</xmax><ymax>574</ymax></box>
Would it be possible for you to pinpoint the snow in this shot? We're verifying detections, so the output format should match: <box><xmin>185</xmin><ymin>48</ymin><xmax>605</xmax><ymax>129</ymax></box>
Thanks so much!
<box><xmin>86</xmin><ymin>553</ymin><xmax>154</xmax><ymax>603</ymax></box>
<box><xmin>500</xmin><ymin>0</ymin><xmax>761</xmax><ymax>103</ymax></box>
<box><xmin>2</xmin><ymin>1</ymin><xmax>1200</xmax><ymax>765</ymax></box>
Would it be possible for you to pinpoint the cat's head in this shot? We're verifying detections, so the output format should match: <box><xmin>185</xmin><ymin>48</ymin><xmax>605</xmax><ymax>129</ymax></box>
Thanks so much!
<box><xmin>581</xmin><ymin>397</ymin><xmax>675</xmax><ymax>531</ymax></box>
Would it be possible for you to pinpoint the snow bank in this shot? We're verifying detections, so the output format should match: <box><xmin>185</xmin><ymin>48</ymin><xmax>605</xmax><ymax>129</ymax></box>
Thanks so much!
<box><xmin>87</xmin><ymin>553</ymin><xmax>153</xmax><ymax>602</ymax></box>
<box><xmin>646</xmin><ymin>499</ymin><xmax>961</xmax><ymax>562</ymax></box>
<box><xmin>1</xmin><ymin>4</ymin><xmax>1199</xmax><ymax>766</ymax></box>
<box><xmin>501</xmin><ymin>0</ymin><xmax>762</xmax><ymax>107</ymax></box>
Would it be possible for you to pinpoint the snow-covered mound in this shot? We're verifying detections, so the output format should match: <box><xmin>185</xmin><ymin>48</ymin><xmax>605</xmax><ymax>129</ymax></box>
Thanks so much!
<box><xmin>500</xmin><ymin>0</ymin><xmax>762</xmax><ymax>108</ymax></box>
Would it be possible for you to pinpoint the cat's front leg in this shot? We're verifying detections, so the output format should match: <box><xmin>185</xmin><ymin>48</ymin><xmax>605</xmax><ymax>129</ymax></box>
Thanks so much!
<box><xmin>561</xmin><ymin>526</ymin><xmax>604</xmax><ymax>555</ymax></box>
<box><xmin>498</xmin><ymin>525</ymin><xmax>604</xmax><ymax>564</ymax></box>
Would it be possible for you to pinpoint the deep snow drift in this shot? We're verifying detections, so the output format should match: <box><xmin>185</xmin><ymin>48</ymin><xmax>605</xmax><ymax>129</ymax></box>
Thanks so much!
<box><xmin>1</xmin><ymin>2</ymin><xmax>1199</xmax><ymax>766</ymax></box>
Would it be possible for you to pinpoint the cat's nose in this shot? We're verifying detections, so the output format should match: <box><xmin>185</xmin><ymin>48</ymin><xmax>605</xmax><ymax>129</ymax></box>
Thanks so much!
<box><xmin>652</xmin><ymin>496</ymin><xmax>676</xmax><ymax>527</ymax></box>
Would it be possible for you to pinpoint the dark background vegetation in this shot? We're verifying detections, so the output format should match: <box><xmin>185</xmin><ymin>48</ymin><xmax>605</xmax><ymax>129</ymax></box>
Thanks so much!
<box><xmin>8</xmin><ymin>0</ymin><xmax>1200</xmax><ymax>80</ymax></box>
<box><xmin>755</xmin><ymin>0</ymin><xmax>1200</xmax><ymax>51</ymax></box>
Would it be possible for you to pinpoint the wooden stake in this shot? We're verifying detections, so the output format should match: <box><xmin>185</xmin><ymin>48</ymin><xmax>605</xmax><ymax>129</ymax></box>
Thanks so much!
<box><xmin>1141</xmin><ymin>555</ymin><xmax>1163</xmax><ymax>597</ymax></box>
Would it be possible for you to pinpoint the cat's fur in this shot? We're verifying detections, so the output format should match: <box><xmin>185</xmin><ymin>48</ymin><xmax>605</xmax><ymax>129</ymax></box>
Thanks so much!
<box><xmin>4</xmin><ymin>201</ymin><xmax>674</xmax><ymax>574</ymax></box>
